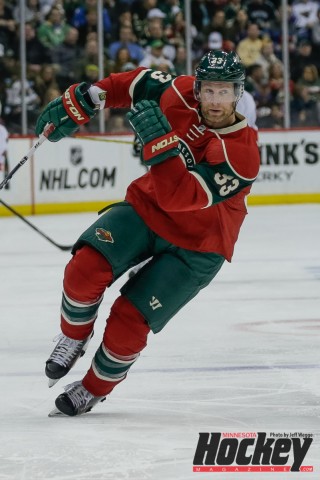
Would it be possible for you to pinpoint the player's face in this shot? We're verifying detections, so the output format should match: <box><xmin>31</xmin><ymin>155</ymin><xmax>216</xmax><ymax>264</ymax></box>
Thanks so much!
<box><xmin>199</xmin><ymin>81</ymin><xmax>236</xmax><ymax>128</ymax></box>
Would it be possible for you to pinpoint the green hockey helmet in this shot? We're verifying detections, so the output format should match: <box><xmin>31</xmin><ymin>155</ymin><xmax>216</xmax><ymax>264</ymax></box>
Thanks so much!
<box><xmin>194</xmin><ymin>50</ymin><xmax>245</xmax><ymax>103</ymax></box>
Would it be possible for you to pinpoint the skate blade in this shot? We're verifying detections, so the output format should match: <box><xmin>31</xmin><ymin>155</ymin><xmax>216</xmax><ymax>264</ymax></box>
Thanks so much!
<box><xmin>48</xmin><ymin>378</ymin><xmax>60</xmax><ymax>388</ymax></box>
<box><xmin>48</xmin><ymin>407</ymin><xmax>65</xmax><ymax>417</ymax></box>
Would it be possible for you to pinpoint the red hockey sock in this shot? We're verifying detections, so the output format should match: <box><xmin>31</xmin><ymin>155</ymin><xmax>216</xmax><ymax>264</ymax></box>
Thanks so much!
<box><xmin>61</xmin><ymin>245</ymin><xmax>113</xmax><ymax>339</ymax></box>
<box><xmin>82</xmin><ymin>295</ymin><xmax>150</xmax><ymax>396</ymax></box>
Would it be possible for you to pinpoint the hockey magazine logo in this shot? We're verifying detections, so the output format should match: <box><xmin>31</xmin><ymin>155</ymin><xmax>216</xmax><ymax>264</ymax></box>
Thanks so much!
<box><xmin>193</xmin><ymin>432</ymin><xmax>314</xmax><ymax>473</ymax></box>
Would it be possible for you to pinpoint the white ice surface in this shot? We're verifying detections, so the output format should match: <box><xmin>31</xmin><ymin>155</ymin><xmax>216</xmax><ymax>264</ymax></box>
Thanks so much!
<box><xmin>0</xmin><ymin>204</ymin><xmax>319</xmax><ymax>480</ymax></box>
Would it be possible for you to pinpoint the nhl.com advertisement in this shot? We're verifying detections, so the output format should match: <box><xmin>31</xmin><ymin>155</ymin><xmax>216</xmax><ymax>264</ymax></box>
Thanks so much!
<box><xmin>192</xmin><ymin>431</ymin><xmax>314</xmax><ymax>475</ymax></box>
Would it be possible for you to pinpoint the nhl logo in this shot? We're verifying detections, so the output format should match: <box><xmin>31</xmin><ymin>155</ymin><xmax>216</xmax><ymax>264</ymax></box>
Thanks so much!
<box><xmin>70</xmin><ymin>146</ymin><xmax>83</xmax><ymax>165</ymax></box>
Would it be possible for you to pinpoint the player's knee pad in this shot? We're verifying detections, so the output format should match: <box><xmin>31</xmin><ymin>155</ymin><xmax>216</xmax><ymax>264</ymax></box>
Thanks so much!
<box><xmin>103</xmin><ymin>295</ymin><xmax>150</xmax><ymax>356</ymax></box>
<box><xmin>63</xmin><ymin>245</ymin><xmax>113</xmax><ymax>302</ymax></box>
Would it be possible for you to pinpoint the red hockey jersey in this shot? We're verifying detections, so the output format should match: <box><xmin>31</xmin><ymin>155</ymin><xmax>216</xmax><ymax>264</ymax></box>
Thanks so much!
<box><xmin>95</xmin><ymin>68</ymin><xmax>260</xmax><ymax>261</ymax></box>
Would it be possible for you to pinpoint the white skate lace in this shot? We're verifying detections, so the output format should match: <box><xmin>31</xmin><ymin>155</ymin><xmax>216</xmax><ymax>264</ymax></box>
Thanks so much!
<box><xmin>64</xmin><ymin>381</ymin><xmax>93</xmax><ymax>409</ymax></box>
<box><xmin>49</xmin><ymin>334</ymin><xmax>85</xmax><ymax>368</ymax></box>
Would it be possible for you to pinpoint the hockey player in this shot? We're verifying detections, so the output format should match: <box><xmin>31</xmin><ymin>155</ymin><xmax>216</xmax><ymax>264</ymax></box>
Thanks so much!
<box><xmin>128</xmin><ymin>87</ymin><xmax>258</xmax><ymax>278</ymax></box>
<box><xmin>35</xmin><ymin>50</ymin><xmax>260</xmax><ymax>416</ymax></box>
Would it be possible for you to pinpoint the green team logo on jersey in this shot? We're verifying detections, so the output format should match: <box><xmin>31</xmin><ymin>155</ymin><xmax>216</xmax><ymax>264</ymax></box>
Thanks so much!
<box><xmin>95</xmin><ymin>228</ymin><xmax>114</xmax><ymax>243</ymax></box>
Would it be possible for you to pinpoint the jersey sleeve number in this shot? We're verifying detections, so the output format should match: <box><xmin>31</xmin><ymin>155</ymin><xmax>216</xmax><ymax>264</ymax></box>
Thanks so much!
<box><xmin>214</xmin><ymin>172</ymin><xmax>240</xmax><ymax>196</ymax></box>
<box><xmin>150</xmin><ymin>71</ymin><xmax>173</xmax><ymax>83</ymax></box>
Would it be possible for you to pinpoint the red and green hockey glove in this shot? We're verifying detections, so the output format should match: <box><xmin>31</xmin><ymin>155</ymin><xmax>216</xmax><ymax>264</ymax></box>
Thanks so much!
<box><xmin>126</xmin><ymin>100</ymin><xmax>180</xmax><ymax>165</ymax></box>
<box><xmin>35</xmin><ymin>83</ymin><xmax>97</xmax><ymax>142</ymax></box>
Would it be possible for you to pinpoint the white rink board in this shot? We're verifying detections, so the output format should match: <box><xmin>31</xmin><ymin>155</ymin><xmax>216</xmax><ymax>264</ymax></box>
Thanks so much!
<box><xmin>1</xmin><ymin>129</ymin><xmax>320</xmax><ymax>210</ymax></box>
<box><xmin>2</xmin><ymin>135</ymin><xmax>146</xmax><ymax>208</ymax></box>
<box><xmin>253</xmin><ymin>129</ymin><xmax>320</xmax><ymax>195</ymax></box>
<box><xmin>33</xmin><ymin>136</ymin><xmax>148</xmax><ymax>203</ymax></box>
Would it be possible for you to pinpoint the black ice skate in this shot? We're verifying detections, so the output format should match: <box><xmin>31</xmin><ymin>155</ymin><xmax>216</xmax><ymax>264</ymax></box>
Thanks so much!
<box><xmin>48</xmin><ymin>381</ymin><xmax>106</xmax><ymax>417</ymax></box>
<box><xmin>45</xmin><ymin>332</ymin><xmax>93</xmax><ymax>387</ymax></box>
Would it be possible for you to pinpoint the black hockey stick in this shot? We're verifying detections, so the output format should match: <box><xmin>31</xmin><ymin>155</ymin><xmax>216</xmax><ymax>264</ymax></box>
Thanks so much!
<box><xmin>0</xmin><ymin>199</ymin><xmax>73</xmax><ymax>251</ymax></box>
<box><xmin>0</xmin><ymin>123</ymin><xmax>55</xmax><ymax>190</ymax></box>
<box><xmin>3</xmin><ymin>152</ymin><xmax>9</xmax><ymax>190</ymax></box>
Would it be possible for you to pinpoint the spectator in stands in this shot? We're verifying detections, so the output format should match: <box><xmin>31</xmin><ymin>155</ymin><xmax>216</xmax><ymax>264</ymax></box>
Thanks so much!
<box><xmin>257</xmin><ymin>103</ymin><xmax>284</xmax><ymax>128</ymax></box>
<box><xmin>5</xmin><ymin>0</ymin><xmax>318</xmax><ymax>133</ymax></box>
<box><xmin>109</xmin><ymin>25</ymin><xmax>145</xmax><ymax>64</ymax></box>
<box><xmin>82</xmin><ymin>64</ymin><xmax>100</xmax><ymax>83</ymax></box>
<box><xmin>107</xmin><ymin>114</ymin><xmax>129</xmax><ymax>133</ymax></box>
<box><xmin>268</xmin><ymin>62</ymin><xmax>287</xmax><ymax>104</ymax></box>
<box><xmin>39</xmin><ymin>0</ymin><xmax>57</xmax><ymax>18</ymax></box>
<box><xmin>13</xmin><ymin>22</ymin><xmax>51</xmax><ymax>75</ymax></box>
<box><xmin>203</xmin><ymin>9</ymin><xmax>228</xmax><ymax>39</ymax></box>
<box><xmin>255</xmin><ymin>82</ymin><xmax>274</xmax><ymax>114</ymax></box>
<box><xmin>42</xmin><ymin>86</ymin><xmax>61</xmax><ymax>104</ymax></box>
<box><xmin>51</xmin><ymin>27</ymin><xmax>82</xmax><ymax>90</ymax></box>
<box><xmin>173</xmin><ymin>45</ymin><xmax>187</xmax><ymax>75</ymax></box>
<box><xmin>236</xmin><ymin>23</ymin><xmax>263</xmax><ymax>67</ymax></box>
<box><xmin>311</xmin><ymin>8</ymin><xmax>320</xmax><ymax>46</ymax></box>
<box><xmin>289</xmin><ymin>38</ymin><xmax>319</xmax><ymax>81</ymax></box>
<box><xmin>70</xmin><ymin>0</ymin><xmax>109</xmax><ymax>31</ymax></box>
<box><xmin>158</xmin><ymin>0</ymin><xmax>181</xmax><ymax>21</ymax></box>
<box><xmin>139</xmin><ymin>39</ymin><xmax>175</xmax><ymax>72</ymax></box>
<box><xmin>13</xmin><ymin>0</ymin><xmax>45</xmax><ymax>27</ymax></box>
<box><xmin>105</xmin><ymin>0</ymin><xmax>129</xmax><ymax>38</ymax></box>
<box><xmin>296</xmin><ymin>64</ymin><xmax>320</xmax><ymax>104</ymax></box>
<box><xmin>224</xmin><ymin>0</ymin><xmax>242</xmax><ymax>22</ymax></box>
<box><xmin>147</xmin><ymin>7</ymin><xmax>167</xmax><ymax>22</ymax></box>
<box><xmin>110</xmin><ymin>7</ymin><xmax>133</xmax><ymax>42</ymax></box>
<box><xmin>0</xmin><ymin>51</ymin><xmax>17</xmax><ymax>91</ymax></box>
<box><xmin>37</xmin><ymin>6</ymin><xmax>71</xmax><ymax>50</ymax></box>
<box><xmin>131</xmin><ymin>0</ymin><xmax>158</xmax><ymax>39</ymax></box>
<box><xmin>63</xmin><ymin>0</ymin><xmax>84</xmax><ymax>24</ymax></box>
<box><xmin>245</xmin><ymin>63</ymin><xmax>265</xmax><ymax>95</ymax></box>
<box><xmin>255</xmin><ymin>40</ymin><xmax>283</xmax><ymax>83</ymax></box>
<box><xmin>112</xmin><ymin>46</ymin><xmax>138</xmax><ymax>73</ymax></box>
<box><xmin>74</xmin><ymin>37</ymin><xmax>113</xmax><ymax>80</ymax></box>
<box><xmin>0</xmin><ymin>0</ymin><xmax>16</xmax><ymax>56</ymax></box>
<box><xmin>191</xmin><ymin>0</ymin><xmax>215</xmax><ymax>32</ymax></box>
<box><xmin>34</xmin><ymin>63</ymin><xmax>59</xmax><ymax>106</ymax></box>
<box><xmin>225</xmin><ymin>8</ymin><xmax>250</xmax><ymax>44</ymax></box>
<box><xmin>70</xmin><ymin>0</ymin><xmax>112</xmax><ymax>46</ymax></box>
<box><xmin>292</xmin><ymin>0</ymin><xmax>319</xmax><ymax>42</ymax></box>
<box><xmin>245</xmin><ymin>0</ymin><xmax>278</xmax><ymax>34</ymax></box>
<box><xmin>119</xmin><ymin>8</ymin><xmax>133</xmax><ymax>29</ymax></box>
<box><xmin>290</xmin><ymin>83</ymin><xmax>318</xmax><ymax>126</ymax></box>
<box><xmin>206</xmin><ymin>31</ymin><xmax>223</xmax><ymax>51</ymax></box>
<box><xmin>165</xmin><ymin>8</ymin><xmax>195</xmax><ymax>49</ymax></box>
<box><xmin>141</xmin><ymin>17</ymin><xmax>176</xmax><ymax>60</ymax></box>
<box><xmin>5</xmin><ymin>77</ymin><xmax>41</xmax><ymax>132</ymax></box>
<box><xmin>144</xmin><ymin>7</ymin><xmax>171</xmax><ymax>50</ymax></box>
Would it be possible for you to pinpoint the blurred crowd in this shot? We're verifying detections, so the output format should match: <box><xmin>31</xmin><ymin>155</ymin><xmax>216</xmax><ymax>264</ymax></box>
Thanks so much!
<box><xmin>0</xmin><ymin>0</ymin><xmax>320</xmax><ymax>134</ymax></box>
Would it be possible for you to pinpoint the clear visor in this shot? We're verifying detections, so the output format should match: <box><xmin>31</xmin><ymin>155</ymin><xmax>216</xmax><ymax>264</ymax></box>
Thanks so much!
<box><xmin>194</xmin><ymin>81</ymin><xmax>243</xmax><ymax>104</ymax></box>
<box><xmin>200</xmin><ymin>82</ymin><xmax>236</xmax><ymax>103</ymax></box>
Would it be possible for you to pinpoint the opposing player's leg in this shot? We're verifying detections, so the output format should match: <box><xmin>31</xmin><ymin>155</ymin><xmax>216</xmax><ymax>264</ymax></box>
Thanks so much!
<box><xmin>51</xmin><ymin>245</ymin><xmax>224</xmax><ymax>416</ymax></box>
<box><xmin>46</xmin><ymin>203</ymin><xmax>152</xmax><ymax>387</ymax></box>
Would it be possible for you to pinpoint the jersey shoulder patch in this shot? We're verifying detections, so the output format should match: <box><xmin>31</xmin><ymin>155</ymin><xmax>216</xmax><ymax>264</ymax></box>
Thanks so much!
<box><xmin>132</xmin><ymin>69</ymin><xmax>175</xmax><ymax>104</ymax></box>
